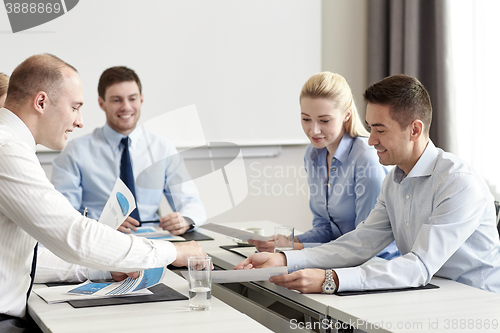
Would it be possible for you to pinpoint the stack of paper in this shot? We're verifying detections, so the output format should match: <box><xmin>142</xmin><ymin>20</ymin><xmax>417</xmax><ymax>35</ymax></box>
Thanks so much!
<box><xmin>130</xmin><ymin>225</ymin><xmax>185</xmax><ymax>241</ymax></box>
<box><xmin>35</xmin><ymin>267</ymin><xmax>165</xmax><ymax>304</ymax></box>
<box><xmin>181</xmin><ymin>267</ymin><xmax>288</xmax><ymax>284</ymax></box>
<box><xmin>200</xmin><ymin>223</ymin><xmax>270</xmax><ymax>242</ymax></box>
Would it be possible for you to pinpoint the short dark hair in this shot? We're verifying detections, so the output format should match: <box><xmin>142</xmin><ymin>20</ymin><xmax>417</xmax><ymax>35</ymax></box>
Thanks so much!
<box><xmin>363</xmin><ymin>74</ymin><xmax>432</xmax><ymax>134</ymax></box>
<box><xmin>98</xmin><ymin>66</ymin><xmax>142</xmax><ymax>100</ymax></box>
<box><xmin>6</xmin><ymin>53</ymin><xmax>77</xmax><ymax>106</ymax></box>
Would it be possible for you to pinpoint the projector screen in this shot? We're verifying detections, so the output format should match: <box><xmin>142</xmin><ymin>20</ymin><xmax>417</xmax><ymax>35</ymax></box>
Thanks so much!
<box><xmin>0</xmin><ymin>0</ymin><xmax>321</xmax><ymax>149</ymax></box>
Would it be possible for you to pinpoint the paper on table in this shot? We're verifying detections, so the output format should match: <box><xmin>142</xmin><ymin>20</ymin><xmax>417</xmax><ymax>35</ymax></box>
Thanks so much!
<box><xmin>68</xmin><ymin>267</ymin><xmax>165</xmax><ymax>297</ymax></box>
<box><xmin>200</xmin><ymin>223</ymin><xmax>270</xmax><ymax>242</ymax></box>
<box><xmin>99</xmin><ymin>178</ymin><xmax>136</xmax><ymax>229</ymax></box>
<box><xmin>130</xmin><ymin>224</ymin><xmax>185</xmax><ymax>241</ymax></box>
<box><xmin>229</xmin><ymin>247</ymin><xmax>258</xmax><ymax>258</ymax></box>
<box><xmin>36</xmin><ymin>267</ymin><xmax>165</xmax><ymax>304</ymax></box>
<box><xmin>34</xmin><ymin>284</ymin><xmax>152</xmax><ymax>304</ymax></box>
<box><xmin>181</xmin><ymin>267</ymin><xmax>288</xmax><ymax>283</ymax></box>
<box><xmin>212</xmin><ymin>267</ymin><xmax>288</xmax><ymax>283</ymax></box>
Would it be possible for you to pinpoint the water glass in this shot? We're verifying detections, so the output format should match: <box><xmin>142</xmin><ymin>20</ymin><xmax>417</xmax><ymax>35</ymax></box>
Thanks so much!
<box><xmin>188</xmin><ymin>256</ymin><xmax>212</xmax><ymax>310</ymax></box>
<box><xmin>274</xmin><ymin>226</ymin><xmax>294</xmax><ymax>252</ymax></box>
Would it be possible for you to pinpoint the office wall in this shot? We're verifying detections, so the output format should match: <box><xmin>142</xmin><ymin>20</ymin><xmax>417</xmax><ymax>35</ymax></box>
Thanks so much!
<box><xmin>40</xmin><ymin>0</ymin><xmax>369</xmax><ymax>234</ymax></box>
<box><xmin>194</xmin><ymin>0</ymin><xmax>370</xmax><ymax>232</ymax></box>
<box><xmin>322</xmin><ymin>0</ymin><xmax>369</xmax><ymax>121</ymax></box>
<box><xmin>1</xmin><ymin>0</ymin><xmax>320</xmax><ymax>149</ymax></box>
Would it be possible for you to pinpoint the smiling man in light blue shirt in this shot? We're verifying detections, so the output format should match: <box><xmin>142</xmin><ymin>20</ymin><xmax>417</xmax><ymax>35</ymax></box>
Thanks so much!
<box><xmin>51</xmin><ymin>66</ymin><xmax>206</xmax><ymax>235</ymax></box>
<box><xmin>235</xmin><ymin>74</ymin><xmax>500</xmax><ymax>295</ymax></box>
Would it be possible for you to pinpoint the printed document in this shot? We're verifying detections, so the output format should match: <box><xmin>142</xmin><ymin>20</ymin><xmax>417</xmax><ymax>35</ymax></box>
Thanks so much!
<box><xmin>130</xmin><ymin>223</ymin><xmax>185</xmax><ymax>241</ymax></box>
<box><xmin>200</xmin><ymin>223</ymin><xmax>270</xmax><ymax>241</ymax></box>
<box><xmin>35</xmin><ymin>267</ymin><xmax>165</xmax><ymax>304</ymax></box>
<box><xmin>181</xmin><ymin>267</ymin><xmax>288</xmax><ymax>283</ymax></box>
<box><xmin>99</xmin><ymin>178</ymin><xmax>136</xmax><ymax>229</ymax></box>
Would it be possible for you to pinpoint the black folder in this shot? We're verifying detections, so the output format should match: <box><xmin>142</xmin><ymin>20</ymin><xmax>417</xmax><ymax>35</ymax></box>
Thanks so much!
<box><xmin>181</xmin><ymin>230</ymin><xmax>213</xmax><ymax>241</ymax></box>
<box><xmin>67</xmin><ymin>283</ymin><xmax>188</xmax><ymax>308</ymax></box>
<box><xmin>336</xmin><ymin>283</ymin><xmax>439</xmax><ymax>296</ymax></box>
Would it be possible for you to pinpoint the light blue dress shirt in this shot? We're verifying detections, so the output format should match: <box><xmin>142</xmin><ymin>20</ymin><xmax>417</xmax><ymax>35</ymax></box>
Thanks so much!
<box><xmin>51</xmin><ymin>124</ymin><xmax>206</xmax><ymax>225</ymax></box>
<box><xmin>297</xmin><ymin>133</ymin><xmax>400</xmax><ymax>259</ymax></box>
<box><xmin>285</xmin><ymin>140</ymin><xmax>500</xmax><ymax>293</ymax></box>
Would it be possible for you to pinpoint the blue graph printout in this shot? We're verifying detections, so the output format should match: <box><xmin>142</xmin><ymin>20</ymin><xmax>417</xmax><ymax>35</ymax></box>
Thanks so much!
<box><xmin>68</xmin><ymin>282</ymin><xmax>112</xmax><ymax>295</ymax></box>
<box><xmin>132</xmin><ymin>227</ymin><xmax>156</xmax><ymax>234</ymax></box>
<box><xmin>129</xmin><ymin>225</ymin><xmax>184</xmax><ymax>241</ymax></box>
<box><xmin>68</xmin><ymin>267</ymin><xmax>165</xmax><ymax>296</ymax></box>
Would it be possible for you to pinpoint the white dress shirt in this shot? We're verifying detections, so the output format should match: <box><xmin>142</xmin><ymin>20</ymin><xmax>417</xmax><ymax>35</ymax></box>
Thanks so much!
<box><xmin>284</xmin><ymin>140</ymin><xmax>500</xmax><ymax>293</ymax></box>
<box><xmin>34</xmin><ymin>246</ymin><xmax>112</xmax><ymax>283</ymax></box>
<box><xmin>0</xmin><ymin>108</ymin><xmax>177</xmax><ymax>317</ymax></box>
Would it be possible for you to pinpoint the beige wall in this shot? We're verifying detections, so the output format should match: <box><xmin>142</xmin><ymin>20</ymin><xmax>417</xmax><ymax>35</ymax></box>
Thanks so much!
<box><xmin>41</xmin><ymin>0</ymin><xmax>370</xmax><ymax>234</ymax></box>
<box><xmin>322</xmin><ymin>0</ymin><xmax>369</xmax><ymax>120</ymax></box>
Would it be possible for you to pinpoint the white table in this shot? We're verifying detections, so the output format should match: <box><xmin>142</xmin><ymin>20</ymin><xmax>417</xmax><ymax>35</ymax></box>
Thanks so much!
<box><xmin>28</xmin><ymin>269</ymin><xmax>271</xmax><ymax>333</ymax></box>
<box><xmin>322</xmin><ymin>276</ymin><xmax>500</xmax><ymax>333</ymax></box>
<box><xmin>198</xmin><ymin>220</ymin><xmax>500</xmax><ymax>333</ymax></box>
<box><xmin>29</xmin><ymin>220</ymin><xmax>500</xmax><ymax>333</ymax></box>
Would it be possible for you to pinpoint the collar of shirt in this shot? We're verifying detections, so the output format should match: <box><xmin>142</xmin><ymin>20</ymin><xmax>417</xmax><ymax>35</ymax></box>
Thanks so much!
<box><xmin>309</xmin><ymin>132</ymin><xmax>354</xmax><ymax>164</ymax></box>
<box><xmin>102</xmin><ymin>123</ymin><xmax>143</xmax><ymax>152</ymax></box>
<box><xmin>394</xmin><ymin>139</ymin><xmax>438</xmax><ymax>183</ymax></box>
<box><xmin>0</xmin><ymin>107</ymin><xmax>36</xmax><ymax>152</ymax></box>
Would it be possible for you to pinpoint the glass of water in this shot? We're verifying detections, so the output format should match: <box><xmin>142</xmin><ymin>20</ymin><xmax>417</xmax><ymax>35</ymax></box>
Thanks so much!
<box><xmin>188</xmin><ymin>256</ymin><xmax>212</xmax><ymax>311</ymax></box>
<box><xmin>274</xmin><ymin>226</ymin><xmax>294</xmax><ymax>252</ymax></box>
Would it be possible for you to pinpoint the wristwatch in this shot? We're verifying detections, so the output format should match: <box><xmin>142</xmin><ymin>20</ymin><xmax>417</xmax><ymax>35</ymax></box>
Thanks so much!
<box><xmin>185</xmin><ymin>217</ymin><xmax>195</xmax><ymax>231</ymax></box>
<box><xmin>321</xmin><ymin>269</ymin><xmax>337</xmax><ymax>294</ymax></box>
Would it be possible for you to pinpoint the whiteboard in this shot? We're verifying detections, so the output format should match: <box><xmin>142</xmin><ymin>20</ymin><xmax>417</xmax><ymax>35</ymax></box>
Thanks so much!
<box><xmin>0</xmin><ymin>0</ymin><xmax>320</xmax><ymax>148</ymax></box>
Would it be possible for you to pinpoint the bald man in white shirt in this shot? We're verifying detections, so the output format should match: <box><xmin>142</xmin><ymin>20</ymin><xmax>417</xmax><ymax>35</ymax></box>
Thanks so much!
<box><xmin>0</xmin><ymin>53</ymin><xmax>206</xmax><ymax>331</ymax></box>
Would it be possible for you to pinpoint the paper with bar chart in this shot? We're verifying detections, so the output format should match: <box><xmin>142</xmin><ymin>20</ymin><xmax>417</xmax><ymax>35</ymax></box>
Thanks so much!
<box><xmin>34</xmin><ymin>267</ymin><xmax>165</xmax><ymax>304</ymax></box>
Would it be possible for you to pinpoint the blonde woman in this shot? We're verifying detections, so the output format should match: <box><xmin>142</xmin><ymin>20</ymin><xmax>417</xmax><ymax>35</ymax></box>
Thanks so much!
<box><xmin>0</xmin><ymin>73</ymin><xmax>8</xmax><ymax>108</ymax></box>
<box><xmin>250</xmin><ymin>72</ymin><xmax>399</xmax><ymax>259</ymax></box>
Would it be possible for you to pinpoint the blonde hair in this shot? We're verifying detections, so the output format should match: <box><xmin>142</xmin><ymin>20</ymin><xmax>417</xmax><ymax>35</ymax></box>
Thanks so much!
<box><xmin>0</xmin><ymin>72</ymin><xmax>9</xmax><ymax>98</ymax></box>
<box><xmin>300</xmin><ymin>72</ymin><xmax>369</xmax><ymax>137</ymax></box>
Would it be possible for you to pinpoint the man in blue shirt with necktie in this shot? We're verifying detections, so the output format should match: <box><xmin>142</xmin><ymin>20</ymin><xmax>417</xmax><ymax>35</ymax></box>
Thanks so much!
<box><xmin>51</xmin><ymin>66</ymin><xmax>206</xmax><ymax>235</ymax></box>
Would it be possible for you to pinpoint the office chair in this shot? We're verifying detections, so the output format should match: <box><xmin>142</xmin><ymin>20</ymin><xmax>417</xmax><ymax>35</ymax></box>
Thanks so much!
<box><xmin>495</xmin><ymin>201</ymin><xmax>500</xmax><ymax>237</ymax></box>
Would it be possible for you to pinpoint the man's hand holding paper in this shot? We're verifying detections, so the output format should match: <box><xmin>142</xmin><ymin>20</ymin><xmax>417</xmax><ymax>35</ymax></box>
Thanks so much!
<box><xmin>268</xmin><ymin>269</ymin><xmax>325</xmax><ymax>293</ymax></box>
<box><xmin>234</xmin><ymin>252</ymin><xmax>287</xmax><ymax>270</ymax></box>
<box><xmin>172</xmin><ymin>241</ymin><xmax>209</xmax><ymax>267</ymax></box>
<box><xmin>118</xmin><ymin>216</ymin><xmax>140</xmax><ymax>234</ymax></box>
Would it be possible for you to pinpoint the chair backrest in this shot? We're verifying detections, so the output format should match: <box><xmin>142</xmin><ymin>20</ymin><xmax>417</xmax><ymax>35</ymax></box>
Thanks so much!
<box><xmin>495</xmin><ymin>201</ymin><xmax>500</xmax><ymax>237</ymax></box>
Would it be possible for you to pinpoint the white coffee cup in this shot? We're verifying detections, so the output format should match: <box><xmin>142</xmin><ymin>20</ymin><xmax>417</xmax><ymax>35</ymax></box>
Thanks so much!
<box><xmin>241</xmin><ymin>227</ymin><xmax>264</xmax><ymax>236</ymax></box>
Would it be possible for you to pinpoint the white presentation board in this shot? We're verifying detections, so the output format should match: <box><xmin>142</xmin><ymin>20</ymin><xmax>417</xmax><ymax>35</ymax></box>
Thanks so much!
<box><xmin>0</xmin><ymin>0</ymin><xmax>320</xmax><ymax>149</ymax></box>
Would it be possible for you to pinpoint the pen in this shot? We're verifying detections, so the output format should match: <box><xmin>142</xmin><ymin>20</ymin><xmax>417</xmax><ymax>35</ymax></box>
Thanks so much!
<box><xmin>83</xmin><ymin>207</ymin><xmax>88</xmax><ymax>217</ymax></box>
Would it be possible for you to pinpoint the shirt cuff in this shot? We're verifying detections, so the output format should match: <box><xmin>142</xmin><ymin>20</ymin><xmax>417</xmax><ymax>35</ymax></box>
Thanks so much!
<box><xmin>283</xmin><ymin>250</ymin><xmax>307</xmax><ymax>272</ymax></box>
<box><xmin>87</xmin><ymin>269</ymin><xmax>112</xmax><ymax>281</ymax></box>
<box><xmin>151</xmin><ymin>239</ymin><xmax>178</xmax><ymax>266</ymax></box>
<box><xmin>303</xmin><ymin>242</ymin><xmax>322</xmax><ymax>248</ymax></box>
<box><xmin>335</xmin><ymin>266</ymin><xmax>362</xmax><ymax>292</ymax></box>
<box><xmin>296</xmin><ymin>234</ymin><xmax>307</xmax><ymax>243</ymax></box>
<box><xmin>183</xmin><ymin>217</ymin><xmax>195</xmax><ymax>231</ymax></box>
